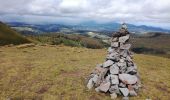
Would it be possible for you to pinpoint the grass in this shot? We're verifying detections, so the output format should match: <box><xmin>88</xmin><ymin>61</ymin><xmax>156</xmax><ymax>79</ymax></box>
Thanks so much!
<box><xmin>0</xmin><ymin>45</ymin><xmax>170</xmax><ymax>100</ymax></box>
<box><xmin>0</xmin><ymin>22</ymin><xmax>30</xmax><ymax>45</ymax></box>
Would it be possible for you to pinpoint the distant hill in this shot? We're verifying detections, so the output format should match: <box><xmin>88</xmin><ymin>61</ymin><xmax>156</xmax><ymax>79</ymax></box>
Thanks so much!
<box><xmin>0</xmin><ymin>22</ymin><xmax>30</xmax><ymax>45</ymax></box>
<box><xmin>6</xmin><ymin>22</ymin><xmax>170</xmax><ymax>35</ymax></box>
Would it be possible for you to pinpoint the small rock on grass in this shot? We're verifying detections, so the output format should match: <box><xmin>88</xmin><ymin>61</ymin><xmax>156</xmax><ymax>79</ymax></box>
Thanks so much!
<box><xmin>110</xmin><ymin>93</ymin><xmax>117</xmax><ymax>99</ymax></box>
<box><xmin>87</xmin><ymin>78</ymin><xmax>94</xmax><ymax>89</ymax></box>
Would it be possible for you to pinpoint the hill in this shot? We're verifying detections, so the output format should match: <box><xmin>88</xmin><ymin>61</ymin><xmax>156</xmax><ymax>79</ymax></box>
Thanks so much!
<box><xmin>0</xmin><ymin>22</ymin><xmax>30</xmax><ymax>46</ymax></box>
<box><xmin>7</xmin><ymin>22</ymin><xmax>170</xmax><ymax>34</ymax></box>
<box><xmin>130</xmin><ymin>33</ymin><xmax>170</xmax><ymax>58</ymax></box>
<box><xmin>0</xmin><ymin>45</ymin><xmax>169</xmax><ymax>100</ymax></box>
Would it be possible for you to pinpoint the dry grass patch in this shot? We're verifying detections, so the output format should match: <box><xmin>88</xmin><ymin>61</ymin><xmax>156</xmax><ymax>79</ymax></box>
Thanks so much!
<box><xmin>0</xmin><ymin>45</ymin><xmax>170</xmax><ymax>100</ymax></box>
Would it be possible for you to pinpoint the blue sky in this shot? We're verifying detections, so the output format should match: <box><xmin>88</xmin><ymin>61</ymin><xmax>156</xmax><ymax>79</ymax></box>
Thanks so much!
<box><xmin>0</xmin><ymin>0</ymin><xmax>170</xmax><ymax>29</ymax></box>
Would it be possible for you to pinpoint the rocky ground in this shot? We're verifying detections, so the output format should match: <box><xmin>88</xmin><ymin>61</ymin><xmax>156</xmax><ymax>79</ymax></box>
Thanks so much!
<box><xmin>0</xmin><ymin>45</ymin><xmax>170</xmax><ymax>100</ymax></box>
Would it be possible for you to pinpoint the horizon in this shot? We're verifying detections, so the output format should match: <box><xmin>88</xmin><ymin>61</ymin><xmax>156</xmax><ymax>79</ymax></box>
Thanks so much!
<box><xmin>0</xmin><ymin>0</ymin><xmax>170</xmax><ymax>29</ymax></box>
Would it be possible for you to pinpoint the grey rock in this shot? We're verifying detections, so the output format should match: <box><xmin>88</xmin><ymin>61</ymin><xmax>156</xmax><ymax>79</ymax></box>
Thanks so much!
<box><xmin>110</xmin><ymin>64</ymin><xmax>119</xmax><ymax>74</ymax></box>
<box><xmin>126</xmin><ymin>67</ymin><xmax>137</xmax><ymax>75</ymax></box>
<box><xmin>120</xmin><ymin>44</ymin><xmax>131</xmax><ymax>50</ymax></box>
<box><xmin>110</xmin><ymin>75</ymin><xmax>119</xmax><ymax>84</ymax></box>
<box><xmin>99</xmin><ymin>82</ymin><xmax>111</xmax><ymax>92</ymax></box>
<box><xmin>120</xmin><ymin>50</ymin><xmax>128</xmax><ymax>58</ymax></box>
<box><xmin>105</xmin><ymin>75</ymin><xmax>111</xmax><ymax>82</ymax></box>
<box><xmin>92</xmin><ymin>74</ymin><xmax>99</xmax><ymax>83</ymax></box>
<box><xmin>119</xmin><ymin>35</ymin><xmax>130</xmax><ymax>43</ymax></box>
<box><xmin>122</xmin><ymin>96</ymin><xmax>129</xmax><ymax>100</ymax></box>
<box><xmin>111</xmin><ymin>42</ymin><xmax>119</xmax><ymax>47</ymax></box>
<box><xmin>87</xmin><ymin>78</ymin><xmax>94</xmax><ymax>89</ymax></box>
<box><xmin>103</xmin><ymin>60</ymin><xmax>114</xmax><ymax>67</ymax></box>
<box><xmin>106</xmin><ymin>52</ymin><xmax>119</xmax><ymax>60</ymax></box>
<box><xmin>109</xmin><ymin>85</ymin><xmax>119</xmax><ymax>94</ymax></box>
<box><xmin>110</xmin><ymin>93</ymin><xmax>117</xmax><ymax>100</ymax></box>
<box><xmin>126</xmin><ymin>56</ymin><xmax>132</xmax><ymax>62</ymax></box>
<box><xmin>119</xmin><ymin>88</ymin><xmax>129</xmax><ymax>97</ymax></box>
<box><xmin>117</xmin><ymin>62</ymin><xmax>126</xmax><ymax>67</ymax></box>
<box><xmin>119</xmin><ymin>74</ymin><xmax>138</xmax><ymax>84</ymax></box>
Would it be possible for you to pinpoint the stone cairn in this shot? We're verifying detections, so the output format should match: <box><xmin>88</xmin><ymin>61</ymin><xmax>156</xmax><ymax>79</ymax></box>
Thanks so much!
<box><xmin>86</xmin><ymin>23</ymin><xmax>141</xmax><ymax>100</ymax></box>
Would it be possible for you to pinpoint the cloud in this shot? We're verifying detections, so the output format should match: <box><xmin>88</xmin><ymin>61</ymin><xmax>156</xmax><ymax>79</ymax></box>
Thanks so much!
<box><xmin>0</xmin><ymin>0</ymin><xmax>170</xmax><ymax>28</ymax></box>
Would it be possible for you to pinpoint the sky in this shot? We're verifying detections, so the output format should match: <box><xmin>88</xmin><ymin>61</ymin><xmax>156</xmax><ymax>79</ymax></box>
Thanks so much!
<box><xmin>0</xmin><ymin>0</ymin><xmax>170</xmax><ymax>29</ymax></box>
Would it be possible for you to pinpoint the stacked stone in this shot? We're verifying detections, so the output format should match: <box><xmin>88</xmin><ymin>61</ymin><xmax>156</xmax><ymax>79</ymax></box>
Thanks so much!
<box><xmin>87</xmin><ymin>25</ymin><xmax>141</xmax><ymax>100</ymax></box>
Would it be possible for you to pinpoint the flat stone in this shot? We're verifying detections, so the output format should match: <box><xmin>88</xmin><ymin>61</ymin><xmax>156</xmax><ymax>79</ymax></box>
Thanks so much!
<box><xmin>119</xmin><ymin>74</ymin><xmax>138</xmax><ymax>84</ymax></box>
<box><xmin>103</xmin><ymin>60</ymin><xmax>114</xmax><ymax>67</ymax></box>
<box><xmin>126</xmin><ymin>67</ymin><xmax>137</xmax><ymax>75</ymax></box>
<box><xmin>109</xmin><ymin>85</ymin><xmax>119</xmax><ymax>93</ymax></box>
<box><xmin>110</xmin><ymin>75</ymin><xmax>119</xmax><ymax>84</ymax></box>
<box><xmin>110</xmin><ymin>93</ymin><xmax>117</xmax><ymax>100</ymax></box>
<box><xmin>92</xmin><ymin>74</ymin><xmax>99</xmax><ymax>83</ymax></box>
<box><xmin>120</xmin><ymin>50</ymin><xmax>128</xmax><ymax>57</ymax></box>
<box><xmin>87</xmin><ymin>78</ymin><xmax>94</xmax><ymax>89</ymax></box>
<box><xmin>105</xmin><ymin>75</ymin><xmax>111</xmax><ymax>82</ymax></box>
<box><xmin>120</xmin><ymin>44</ymin><xmax>131</xmax><ymax>50</ymax></box>
<box><xmin>117</xmin><ymin>62</ymin><xmax>127</xmax><ymax>68</ymax></box>
<box><xmin>111</xmin><ymin>42</ymin><xmax>119</xmax><ymax>47</ymax></box>
<box><xmin>119</xmin><ymin>35</ymin><xmax>130</xmax><ymax>43</ymax></box>
<box><xmin>110</xmin><ymin>64</ymin><xmax>119</xmax><ymax>74</ymax></box>
<box><xmin>99</xmin><ymin>82</ymin><xmax>111</xmax><ymax>92</ymax></box>
<box><xmin>119</xmin><ymin>88</ymin><xmax>129</xmax><ymax>97</ymax></box>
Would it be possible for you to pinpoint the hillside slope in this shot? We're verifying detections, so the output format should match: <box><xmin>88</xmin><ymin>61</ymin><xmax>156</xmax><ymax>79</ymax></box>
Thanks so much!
<box><xmin>0</xmin><ymin>22</ymin><xmax>30</xmax><ymax>45</ymax></box>
<box><xmin>0</xmin><ymin>45</ymin><xmax>170</xmax><ymax>100</ymax></box>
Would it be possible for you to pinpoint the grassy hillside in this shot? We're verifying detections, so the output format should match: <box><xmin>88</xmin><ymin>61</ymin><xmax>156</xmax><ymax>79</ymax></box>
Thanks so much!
<box><xmin>0</xmin><ymin>22</ymin><xmax>30</xmax><ymax>45</ymax></box>
<box><xmin>130</xmin><ymin>33</ymin><xmax>170</xmax><ymax>58</ymax></box>
<box><xmin>0</xmin><ymin>45</ymin><xmax>170</xmax><ymax>100</ymax></box>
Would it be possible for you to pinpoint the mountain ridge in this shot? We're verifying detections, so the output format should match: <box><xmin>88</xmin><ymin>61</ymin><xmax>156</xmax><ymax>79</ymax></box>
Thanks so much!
<box><xmin>6</xmin><ymin>21</ymin><xmax>170</xmax><ymax>34</ymax></box>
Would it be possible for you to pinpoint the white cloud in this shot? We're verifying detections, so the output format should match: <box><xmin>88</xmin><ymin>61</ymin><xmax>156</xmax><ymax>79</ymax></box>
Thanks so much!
<box><xmin>0</xmin><ymin>0</ymin><xmax>170</xmax><ymax>28</ymax></box>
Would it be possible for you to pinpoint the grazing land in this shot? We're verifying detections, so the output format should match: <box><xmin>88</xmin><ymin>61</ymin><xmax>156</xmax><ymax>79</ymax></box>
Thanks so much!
<box><xmin>0</xmin><ymin>45</ymin><xmax>170</xmax><ymax>100</ymax></box>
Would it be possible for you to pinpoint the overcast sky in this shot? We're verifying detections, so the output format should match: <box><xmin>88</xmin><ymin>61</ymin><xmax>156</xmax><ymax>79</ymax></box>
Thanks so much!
<box><xmin>0</xmin><ymin>0</ymin><xmax>170</xmax><ymax>29</ymax></box>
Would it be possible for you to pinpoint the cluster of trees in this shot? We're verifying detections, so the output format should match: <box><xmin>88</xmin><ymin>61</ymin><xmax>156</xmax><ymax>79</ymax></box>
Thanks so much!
<box><xmin>30</xmin><ymin>33</ymin><xmax>106</xmax><ymax>49</ymax></box>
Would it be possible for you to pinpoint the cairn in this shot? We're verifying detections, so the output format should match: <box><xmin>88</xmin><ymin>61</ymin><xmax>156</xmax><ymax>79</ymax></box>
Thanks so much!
<box><xmin>86</xmin><ymin>23</ymin><xmax>141</xmax><ymax>100</ymax></box>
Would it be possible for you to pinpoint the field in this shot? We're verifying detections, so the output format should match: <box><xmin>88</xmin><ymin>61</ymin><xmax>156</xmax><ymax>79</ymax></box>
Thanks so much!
<box><xmin>0</xmin><ymin>45</ymin><xmax>170</xmax><ymax>100</ymax></box>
